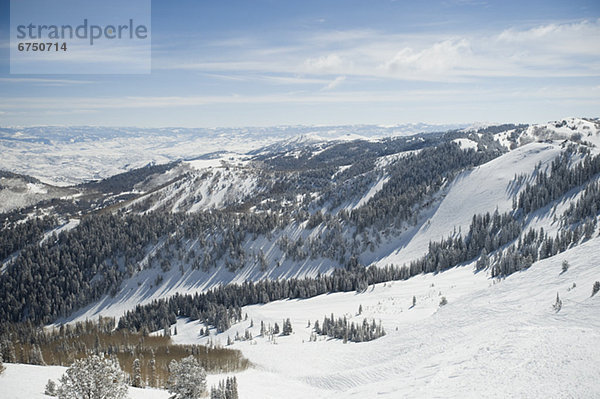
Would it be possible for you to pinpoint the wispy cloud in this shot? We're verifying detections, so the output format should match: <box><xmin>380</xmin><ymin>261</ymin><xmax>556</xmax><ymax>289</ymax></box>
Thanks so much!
<box><xmin>155</xmin><ymin>19</ymin><xmax>600</xmax><ymax>82</ymax></box>
<box><xmin>0</xmin><ymin>78</ymin><xmax>95</xmax><ymax>85</ymax></box>
<box><xmin>1</xmin><ymin>84</ymin><xmax>597</xmax><ymax>112</ymax></box>
<box><xmin>382</xmin><ymin>39</ymin><xmax>471</xmax><ymax>75</ymax></box>
<box><xmin>323</xmin><ymin>76</ymin><xmax>346</xmax><ymax>90</ymax></box>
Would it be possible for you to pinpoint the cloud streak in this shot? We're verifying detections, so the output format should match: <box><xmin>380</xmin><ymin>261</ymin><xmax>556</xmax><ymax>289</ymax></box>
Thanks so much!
<box><xmin>156</xmin><ymin>19</ymin><xmax>600</xmax><ymax>82</ymax></box>
<box><xmin>1</xmin><ymin>84</ymin><xmax>597</xmax><ymax>112</ymax></box>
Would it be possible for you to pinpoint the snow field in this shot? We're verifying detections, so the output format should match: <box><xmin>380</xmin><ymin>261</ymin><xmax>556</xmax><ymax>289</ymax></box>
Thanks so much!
<box><xmin>3</xmin><ymin>226</ymin><xmax>599</xmax><ymax>399</ymax></box>
<box><xmin>377</xmin><ymin>142</ymin><xmax>564</xmax><ymax>266</ymax></box>
<box><xmin>0</xmin><ymin>364</ymin><xmax>168</xmax><ymax>399</ymax></box>
<box><xmin>166</xmin><ymin>237</ymin><xmax>600</xmax><ymax>398</ymax></box>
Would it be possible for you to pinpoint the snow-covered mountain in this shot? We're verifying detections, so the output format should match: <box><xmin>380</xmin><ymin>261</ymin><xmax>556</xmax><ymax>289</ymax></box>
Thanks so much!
<box><xmin>23</xmin><ymin>117</ymin><xmax>590</xmax><ymax>322</ymax></box>
<box><xmin>0</xmin><ymin>117</ymin><xmax>599</xmax><ymax>398</ymax></box>
<box><xmin>2</xmin><ymin>236</ymin><xmax>599</xmax><ymax>398</ymax></box>
<box><xmin>0</xmin><ymin>123</ymin><xmax>465</xmax><ymax>186</ymax></box>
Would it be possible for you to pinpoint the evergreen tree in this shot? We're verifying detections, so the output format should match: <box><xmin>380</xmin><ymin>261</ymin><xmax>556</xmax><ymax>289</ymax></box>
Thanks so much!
<box><xmin>149</xmin><ymin>352</ymin><xmax>157</xmax><ymax>388</ymax></box>
<box><xmin>281</xmin><ymin>318</ymin><xmax>293</xmax><ymax>336</ymax></box>
<box><xmin>132</xmin><ymin>358</ymin><xmax>143</xmax><ymax>388</ymax></box>
<box><xmin>210</xmin><ymin>385</ymin><xmax>224</xmax><ymax>399</ymax></box>
<box><xmin>45</xmin><ymin>379</ymin><xmax>58</xmax><ymax>396</ymax></box>
<box><xmin>167</xmin><ymin>356</ymin><xmax>207</xmax><ymax>399</ymax></box>
<box><xmin>225</xmin><ymin>376</ymin><xmax>239</xmax><ymax>399</ymax></box>
<box><xmin>553</xmin><ymin>292</ymin><xmax>562</xmax><ymax>312</ymax></box>
<box><xmin>29</xmin><ymin>344</ymin><xmax>46</xmax><ymax>366</ymax></box>
<box><xmin>593</xmin><ymin>281</ymin><xmax>600</xmax><ymax>297</ymax></box>
<box><xmin>57</xmin><ymin>354</ymin><xmax>128</xmax><ymax>399</ymax></box>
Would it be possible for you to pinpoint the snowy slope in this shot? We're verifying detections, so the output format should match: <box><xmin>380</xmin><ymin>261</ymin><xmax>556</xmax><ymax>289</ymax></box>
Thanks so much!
<box><xmin>56</xmin><ymin>135</ymin><xmax>595</xmax><ymax>323</ymax></box>
<box><xmin>520</xmin><ymin>117</ymin><xmax>600</xmax><ymax>147</ymax></box>
<box><xmin>0</xmin><ymin>364</ymin><xmax>169</xmax><ymax>399</ymax></box>
<box><xmin>0</xmin><ymin>176</ymin><xmax>75</xmax><ymax>213</ymax></box>
<box><xmin>376</xmin><ymin>141</ymin><xmax>565</xmax><ymax>266</ymax></box>
<box><xmin>167</xmin><ymin>237</ymin><xmax>600</xmax><ymax>398</ymax></box>
<box><xmin>0</xmin><ymin>124</ymin><xmax>464</xmax><ymax>186</ymax></box>
<box><xmin>2</xmin><ymin>118</ymin><xmax>600</xmax><ymax>398</ymax></box>
<box><xmin>7</xmin><ymin>238</ymin><xmax>599</xmax><ymax>398</ymax></box>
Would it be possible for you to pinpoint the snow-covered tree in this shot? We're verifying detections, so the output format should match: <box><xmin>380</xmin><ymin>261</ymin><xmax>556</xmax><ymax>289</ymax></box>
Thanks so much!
<box><xmin>210</xmin><ymin>377</ymin><xmax>238</xmax><ymax>399</ymax></box>
<box><xmin>57</xmin><ymin>354</ymin><xmax>128</xmax><ymax>399</ymax></box>
<box><xmin>281</xmin><ymin>318</ymin><xmax>293</xmax><ymax>336</ymax></box>
<box><xmin>131</xmin><ymin>358</ymin><xmax>143</xmax><ymax>388</ymax></box>
<box><xmin>2</xmin><ymin>340</ymin><xmax>16</xmax><ymax>363</ymax></box>
<box><xmin>30</xmin><ymin>343</ymin><xmax>46</xmax><ymax>365</ymax></box>
<box><xmin>225</xmin><ymin>376</ymin><xmax>238</xmax><ymax>399</ymax></box>
<box><xmin>45</xmin><ymin>379</ymin><xmax>58</xmax><ymax>396</ymax></box>
<box><xmin>0</xmin><ymin>353</ymin><xmax>5</xmax><ymax>375</ymax></box>
<box><xmin>167</xmin><ymin>356</ymin><xmax>207</xmax><ymax>399</ymax></box>
<box><xmin>592</xmin><ymin>281</ymin><xmax>600</xmax><ymax>297</ymax></box>
<box><xmin>553</xmin><ymin>292</ymin><xmax>562</xmax><ymax>312</ymax></box>
<box><xmin>149</xmin><ymin>353</ymin><xmax>157</xmax><ymax>388</ymax></box>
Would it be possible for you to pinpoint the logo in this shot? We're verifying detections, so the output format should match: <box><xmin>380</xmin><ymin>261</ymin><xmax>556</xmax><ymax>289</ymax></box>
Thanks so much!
<box><xmin>10</xmin><ymin>0</ymin><xmax>151</xmax><ymax>74</ymax></box>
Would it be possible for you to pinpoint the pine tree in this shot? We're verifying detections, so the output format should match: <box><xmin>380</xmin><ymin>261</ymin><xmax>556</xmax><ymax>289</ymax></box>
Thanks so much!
<box><xmin>592</xmin><ymin>281</ymin><xmax>600</xmax><ymax>297</ymax></box>
<box><xmin>149</xmin><ymin>352</ymin><xmax>157</xmax><ymax>388</ymax></box>
<box><xmin>57</xmin><ymin>354</ymin><xmax>128</xmax><ymax>399</ymax></box>
<box><xmin>45</xmin><ymin>379</ymin><xmax>58</xmax><ymax>396</ymax></box>
<box><xmin>29</xmin><ymin>344</ymin><xmax>46</xmax><ymax>366</ymax></box>
<box><xmin>3</xmin><ymin>341</ymin><xmax>16</xmax><ymax>363</ymax></box>
<box><xmin>0</xmin><ymin>353</ymin><xmax>5</xmax><ymax>375</ymax></box>
<box><xmin>553</xmin><ymin>292</ymin><xmax>562</xmax><ymax>312</ymax></box>
<box><xmin>225</xmin><ymin>376</ymin><xmax>239</xmax><ymax>399</ymax></box>
<box><xmin>167</xmin><ymin>356</ymin><xmax>207</xmax><ymax>399</ymax></box>
<box><xmin>210</xmin><ymin>377</ymin><xmax>238</xmax><ymax>399</ymax></box>
<box><xmin>210</xmin><ymin>385</ymin><xmax>224</xmax><ymax>399</ymax></box>
<box><xmin>132</xmin><ymin>358</ymin><xmax>143</xmax><ymax>388</ymax></box>
<box><xmin>282</xmin><ymin>318</ymin><xmax>293</xmax><ymax>336</ymax></box>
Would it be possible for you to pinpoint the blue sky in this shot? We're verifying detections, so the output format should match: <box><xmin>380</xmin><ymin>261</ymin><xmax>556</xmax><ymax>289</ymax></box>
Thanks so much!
<box><xmin>0</xmin><ymin>0</ymin><xmax>599</xmax><ymax>127</ymax></box>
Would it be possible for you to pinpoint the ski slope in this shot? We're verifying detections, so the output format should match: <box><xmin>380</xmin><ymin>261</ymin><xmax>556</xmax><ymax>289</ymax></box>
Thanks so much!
<box><xmin>376</xmin><ymin>141</ymin><xmax>564</xmax><ymax>266</ymax></box>
<box><xmin>5</xmin><ymin>237</ymin><xmax>598</xmax><ymax>398</ymax></box>
<box><xmin>169</xmin><ymin>237</ymin><xmax>600</xmax><ymax>398</ymax></box>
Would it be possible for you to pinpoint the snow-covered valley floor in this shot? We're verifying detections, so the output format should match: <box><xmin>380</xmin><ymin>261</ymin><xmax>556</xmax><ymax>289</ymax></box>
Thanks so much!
<box><xmin>4</xmin><ymin>236</ymin><xmax>597</xmax><ymax>398</ymax></box>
